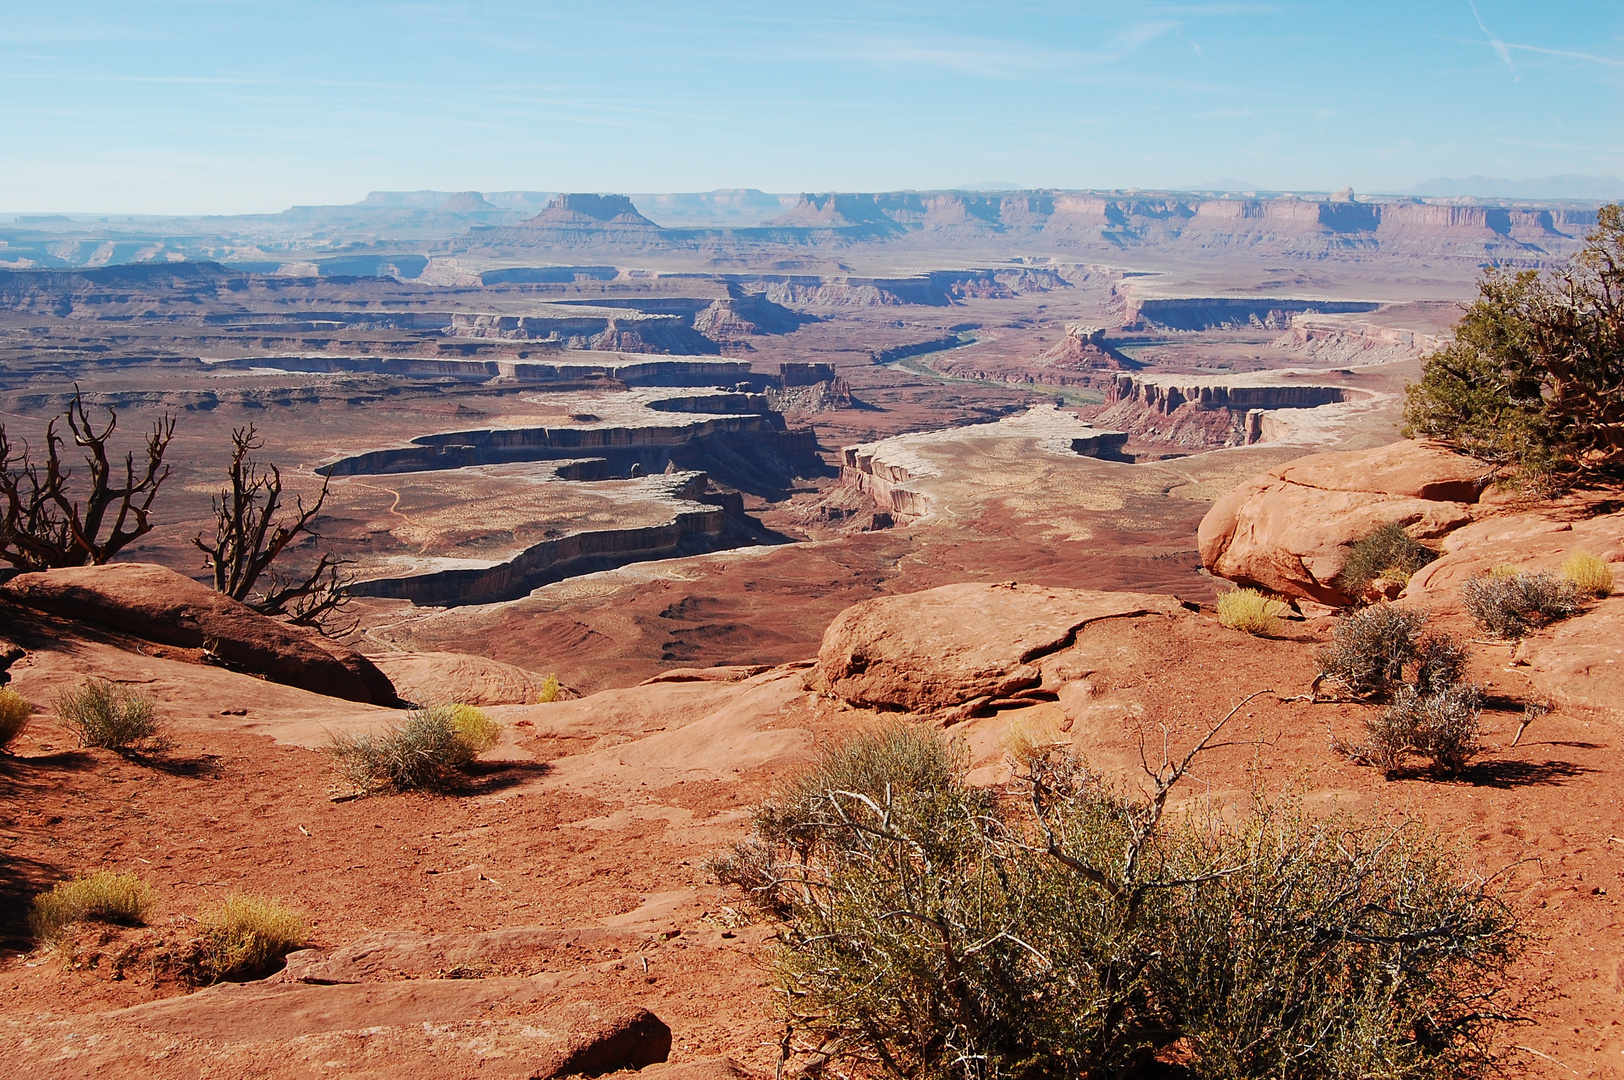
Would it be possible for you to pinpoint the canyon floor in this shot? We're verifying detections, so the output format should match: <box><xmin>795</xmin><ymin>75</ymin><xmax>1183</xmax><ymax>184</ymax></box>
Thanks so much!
<box><xmin>2</xmin><ymin>230</ymin><xmax>1620</xmax><ymax>1076</ymax></box>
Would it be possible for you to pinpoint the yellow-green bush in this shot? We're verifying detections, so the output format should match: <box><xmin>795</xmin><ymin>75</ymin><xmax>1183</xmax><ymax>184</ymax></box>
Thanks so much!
<box><xmin>1562</xmin><ymin>550</ymin><xmax>1614</xmax><ymax>598</ymax></box>
<box><xmin>449</xmin><ymin>703</ymin><xmax>501</xmax><ymax>752</ymax></box>
<box><xmin>0</xmin><ymin>688</ymin><xmax>31</xmax><ymax>751</ymax></box>
<box><xmin>196</xmin><ymin>893</ymin><xmax>310</xmax><ymax>982</ymax></box>
<box><xmin>1216</xmin><ymin>588</ymin><xmax>1286</xmax><ymax>636</ymax></box>
<box><xmin>30</xmin><ymin>870</ymin><xmax>155</xmax><ymax>940</ymax></box>
<box><xmin>536</xmin><ymin>673</ymin><xmax>561</xmax><ymax>703</ymax></box>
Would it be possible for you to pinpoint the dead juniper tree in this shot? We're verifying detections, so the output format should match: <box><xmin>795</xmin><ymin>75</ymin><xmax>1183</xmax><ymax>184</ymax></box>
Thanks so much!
<box><xmin>0</xmin><ymin>389</ymin><xmax>175</xmax><ymax>569</ymax></box>
<box><xmin>192</xmin><ymin>424</ymin><xmax>355</xmax><ymax>633</ymax></box>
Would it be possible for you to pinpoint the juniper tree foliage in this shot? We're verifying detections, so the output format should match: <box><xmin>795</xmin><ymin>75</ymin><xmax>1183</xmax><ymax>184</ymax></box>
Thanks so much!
<box><xmin>1404</xmin><ymin>204</ymin><xmax>1624</xmax><ymax>483</ymax></box>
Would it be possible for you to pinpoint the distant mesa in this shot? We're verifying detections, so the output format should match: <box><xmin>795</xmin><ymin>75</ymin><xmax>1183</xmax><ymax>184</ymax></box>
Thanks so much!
<box><xmin>525</xmin><ymin>193</ymin><xmax>660</xmax><ymax>228</ymax></box>
<box><xmin>436</xmin><ymin>190</ymin><xmax>500</xmax><ymax>214</ymax></box>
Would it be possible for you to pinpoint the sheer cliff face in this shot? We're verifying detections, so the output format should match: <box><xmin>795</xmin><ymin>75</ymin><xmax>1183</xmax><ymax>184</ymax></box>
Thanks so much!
<box><xmin>461</xmin><ymin>190</ymin><xmax>1599</xmax><ymax>261</ymax></box>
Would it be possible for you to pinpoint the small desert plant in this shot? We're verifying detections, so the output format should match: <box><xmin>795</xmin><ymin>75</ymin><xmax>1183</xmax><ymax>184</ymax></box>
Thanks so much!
<box><xmin>1561</xmin><ymin>550</ymin><xmax>1615</xmax><ymax>598</ymax></box>
<box><xmin>448</xmin><ymin>703</ymin><xmax>501</xmax><ymax>752</ymax></box>
<box><xmin>0</xmin><ymin>687</ymin><xmax>32</xmax><ymax>751</ymax></box>
<box><xmin>1350</xmin><ymin>683</ymin><xmax>1484</xmax><ymax>775</ymax></box>
<box><xmin>30</xmin><ymin>870</ymin><xmax>155</xmax><ymax>940</ymax></box>
<box><xmin>55</xmin><ymin>678</ymin><xmax>163</xmax><ymax>750</ymax></box>
<box><xmin>1216</xmin><ymin>587</ymin><xmax>1287</xmax><ymax>635</ymax></box>
<box><xmin>1461</xmin><ymin>570</ymin><xmax>1582</xmax><ymax>639</ymax></box>
<box><xmin>327</xmin><ymin>704</ymin><xmax>494</xmax><ymax>795</ymax></box>
<box><xmin>536</xmin><ymin>673</ymin><xmax>561</xmax><ymax>703</ymax></box>
<box><xmin>1316</xmin><ymin>604</ymin><xmax>1464</xmax><ymax>698</ymax></box>
<box><xmin>1336</xmin><ymin>521</ymin><xmax>1438</xmax><ymax>598</ymax></box>
<box><xmin>195</xmin><ymin>893</ymin><xmax>309</xmax><ymax>982</ymax></box>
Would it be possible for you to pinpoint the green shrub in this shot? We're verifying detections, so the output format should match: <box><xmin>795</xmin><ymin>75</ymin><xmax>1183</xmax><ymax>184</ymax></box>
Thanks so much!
<box><xmin>195</xmin><ymin>893</ymin><xmax>309</xmax><ymax>982</ymax></box>
<box><xmin>1352</xmin><ymin>683</ymin><xmax>1484</xmax><ymax>775</ymax></box>
<box><xmin>1562</xmin><ymin>550</ymin><xmax>1614</xmax><ymax>598</ymax></box>
<box><xmin>1216</xmin><ymin>588</ymin><xmax>1286</xmax><ymax>635</ymax></box>
<box><xmin>0</xmin><ymin>687</ymin><xmax>32</xmax><ymax>751</ymax></box>
<box><xmin>1316</xmin><ymin>605</ymin><xmax>1464</xmax><ymax>698</ymax></box>
<box><xmin>1461</xmin><ymin>571</ymin><xmax>1581</xmax><ymax>639</ymax></box>
<box><xmin>448</xmin><ymin>703</ymin><xmax>501</xmax><ymax>752</ymax></box>
<box><xmin>30</xmin><ymin>871</ymin><xmax>155</xmax><ymax>940</ymax></box>
<box><xmin>1402</xmin><ymin>203</ymin><xmax>1624</xmax><ymax>484</ymax></box>
<box><xmin>1336</xmin><ymin>521</ymin><xmax>1437</xmax><ymax>599</ymax></box>
<box><xmin>327</xmin><ymin>704</ymin><xmax>493</xmax><ymax>795</ymax></box>
<box><xmin>55</xmin><ymin>678</ymin><xmax>163</xmax><ymax>750</ymax></box>
<box><xmin>716</xmin><ymin>726</ymin><xmax>1524</xmax><ymax>1080</ymax></box>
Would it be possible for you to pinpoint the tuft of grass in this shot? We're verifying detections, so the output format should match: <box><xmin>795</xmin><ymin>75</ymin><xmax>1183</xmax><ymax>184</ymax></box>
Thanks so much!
<box><xmin>448</xmin><ymin>703</ymin><xmax>501</xmax><ymax>752</ymax></box>
<box><xmin>327</xmin><ymin>704</ymin><xmax>495</xmax><ymax>796</ymax></box>
<box><xmin>55</xmin><ymin>678</ymin><xmax>163</xmax><ymax>751</ymax></box>
<box><xmin>0</xmin><ymin>688</ymin><xmax>32</xmax><ymax>751</ymax></box>
<box><xmin>30</xmin><ymin>871</ymin><xmax>155</xmax><ymax>941</ymax></box>
<box><xmin>1461</xmin><ymin>571</ymin><xmax>1582</xmax><ymax>640</ymax></box>
<box><xmin>1216</xmin><ymin>588</ymin><xmax>1287</xmax><ymax>636</ymax></box>
<box><xmin>1336</xmin><ymin>522</ymin><xmax>1437</xmax><ymax>600</ymax></box>
<box><xmin>536</xmin><ymin>673</ymin><xmax>561</xmax><ymax>704</ymax></box>
<box><xmin>195</xmin><ymin>893</ymin><xmax>309</xmax><ymax>982</ymax></box>
<box><xmin>1561</xmin><ymin>550</ymin><xmax>1614</xmax><ymax>598</ymax></box>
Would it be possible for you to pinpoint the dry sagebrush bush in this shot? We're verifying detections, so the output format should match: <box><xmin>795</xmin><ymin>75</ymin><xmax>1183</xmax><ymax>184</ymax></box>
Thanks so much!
<box><xmin>327</xmin><ymin>704</ymin><xmax>493</xmax><ymax>795</ymax></box>
<box><xmin>30</xmin><ymin>871</ymin><xmax>155</xmax><ymax>940</ymax></box>
<box><xmin>55</xmin><ymin>678</ymin><xmax>163</xmax><ymax>751</ymax></box>
<box><xmin>1316</xmin><ymin>605</ymin><xmax>1465</xmax><ymax>698</ymax></box>
<box><xmin>1348</xmin><ymin>683</ymin><xmax>1484</xmax><ymax>775</ymax></box>
<box><xmin>0</xmin><ymin>687</ymin><xmax>32</xmax><ymax>751</ymax></box>
<box><xmin>714</xmin><ymin>724</ymin><xmax>1526</xmax><ymax>1080</ymax></box>
<box><xmin>195</xmin><ymin>893</ymin><xmax>309</xmax><ymax>982</ymax></box>
<box><xmin>1216</xmin><ymin>588</ymin><xmax>1287</xmax><ymax>635</ymax></box>
<box><xmin>1562</xmin><ymin>550</ymin><xmax>1615</xmax><ymax>598</ymax></box>
<box><xmin>1461</xmin><ymin>570</ymin><xmax>1582</xmax><ymax>639</ymax></box>
<box><xmin>1336</xmin><ymin>521</ymin><xmax>1438</xmax><ymax>598</ymax></box>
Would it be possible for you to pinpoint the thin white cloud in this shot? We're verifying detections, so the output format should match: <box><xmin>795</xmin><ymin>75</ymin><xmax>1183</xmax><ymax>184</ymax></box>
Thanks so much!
<box><xmin>1505</xmin><ymin>43</ymin><xmax>1624</xmax><ymax>69</ymax></box>
<box><xmin>1468</xmin><ymin>0</ymin><xmax>1515</xmax><ymax>74</ymax></box>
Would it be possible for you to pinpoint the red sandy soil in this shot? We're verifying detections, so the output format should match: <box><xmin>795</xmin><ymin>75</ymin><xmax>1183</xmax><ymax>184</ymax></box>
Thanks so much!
<box><xmin>2</xmin><ymin>602</ymin><xmax>1621</xmax><ymax>1077</ymax></box>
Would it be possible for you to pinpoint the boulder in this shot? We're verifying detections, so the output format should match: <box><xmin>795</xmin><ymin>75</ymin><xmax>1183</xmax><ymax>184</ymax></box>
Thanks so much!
<box><xmin>815</xmin><ymin>582</ymin><xmax>1184</xmax><ymax>712</ymax></box>
<box><xmin>1198</xmin><ymin>441</ymin><xmax>1490</xmax><ymax>606</ymax></box>
<box><xmin>99</xmin><ymin>984</ymin><xmax>670</xmax><ymax>1079</ymax></box>
<box><xmin>0</xmin><ymin>563</ymin><xmax>397</xmax><ymax>705</ymax></box>
<box><xmin>370</xmin><ymin>650</ymin><xmax>563</xmax><ymax>706</ymax></box>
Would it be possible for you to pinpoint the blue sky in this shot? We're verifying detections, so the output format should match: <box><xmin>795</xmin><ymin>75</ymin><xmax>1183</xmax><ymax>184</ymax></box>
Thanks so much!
<box><xmin>2</xmin><ymin>1</ymin><xmax>1621</xmax><ymax>214</ymax></box>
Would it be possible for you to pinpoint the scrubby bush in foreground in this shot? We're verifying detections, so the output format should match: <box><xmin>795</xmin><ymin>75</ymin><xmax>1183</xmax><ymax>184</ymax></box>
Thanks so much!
<box><xmin>1316</xmin><ymin>604</ymin><xmax>1465</xmax><ymax>698</ymax></box>
<box><xmin>1461</xmin><ymin>571</ymin><xmax>1581</xmax><ymax>640</ymax></box>
<box><xmin>1561</xmin><ymin>550</ymin><xmax>1614</xmax><ymax>598</ymax></box>
<box><xmin>1337</xmin><ymin>521</ymin><xmax>1438</xmax><ymax>599</ymax></box>
<box><xmin>715</xmin><ymin>721</ymin><xmax>1525</xmax><ymax>1080</ymax></box>
<box><xmin>30</xmin><ymin>871</ymin><xmax>155</xmax><ymax>940</ymax></box>
<box><xmin>0</xmin><ymin>687</ymin><xmax>32</xmax><ymax>751</ymax></box>
<box><xmin>327</xmin><ymin>703</ymin><xmax>501</xmax><ymax>795</ymax></box>
<box><xmin>1216</xmin><ymin>587</ymin><xmax>1286</xmax><ymax>635</ymax></box>
<box><xmin>55</xmin><ymin>678</ymin><xmax>164</xmax><ymax>751</ymax></box>
<box><xmin>195</xmin><ymin>893</ymin><xmax>309</xmax><ymax>982</ymax></box>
